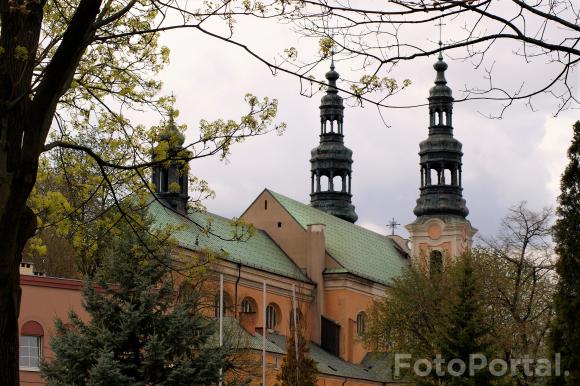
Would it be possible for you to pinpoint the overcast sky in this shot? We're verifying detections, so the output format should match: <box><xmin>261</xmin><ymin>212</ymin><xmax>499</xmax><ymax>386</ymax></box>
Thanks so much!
<box><xmin>154</xmin><ymin>12</ymin><xmax>577</xmax><ymax>240</ymax></box>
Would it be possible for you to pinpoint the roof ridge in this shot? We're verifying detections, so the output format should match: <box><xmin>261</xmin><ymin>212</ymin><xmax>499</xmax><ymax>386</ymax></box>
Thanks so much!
<box><xmin>267</xmin><ymin>189</ymin><xmax>392</xmax><ymax>239</ymax></box>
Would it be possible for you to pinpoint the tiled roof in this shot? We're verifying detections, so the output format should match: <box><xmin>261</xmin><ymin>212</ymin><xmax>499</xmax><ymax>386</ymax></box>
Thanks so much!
<box><xmin>149</xmin><ymin>199</ymin><xmax>310</xmax><ymax>282</ymax></box>
<box><xmin>268</xmin><ymin>334</ymin><xmax>389</xmax><ymax>382</ymax></box>
<box><xmin>208</xmin><ymin>317</ymin><xmax>285</xmax><ymax>354</ymax></box>
<box><xmin>361</xmin><ymin>352</ymin><xmax>399</xmax><ymax>383</ymax></box>
<box><xmin>267</xmin><ymin>190</ymin><xmax>408</xmax><ymax>285</ymax></box>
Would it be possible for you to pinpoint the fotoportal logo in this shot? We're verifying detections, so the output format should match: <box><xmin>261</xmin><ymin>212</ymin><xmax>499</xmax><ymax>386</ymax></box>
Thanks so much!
<box><xmin>394</xmin><ymin>353</ymin><xmax>568</xmax><ymax>378</ymax></box>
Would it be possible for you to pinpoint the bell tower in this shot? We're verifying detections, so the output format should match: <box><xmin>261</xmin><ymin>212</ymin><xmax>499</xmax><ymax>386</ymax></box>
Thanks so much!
<box><xmin>310</xmin><ymin>60</ymin><xmax>358</xmax><ymax>223</ymax></box>
<box><xmin>406</xmin><ymin>45</ymin><xmax>477</xmax><ymax>271</ymax></box>
<box><xmin>151</xmin><ymin>112</ymin><xmax>190</xmax><ymax>215</ymax></box>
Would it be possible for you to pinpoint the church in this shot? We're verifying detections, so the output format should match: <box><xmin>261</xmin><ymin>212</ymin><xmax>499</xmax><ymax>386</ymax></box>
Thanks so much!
<box><xmin>18</xmin><ymin>50</ymin><xmax>476</xmax><ymax>386</ymax></box>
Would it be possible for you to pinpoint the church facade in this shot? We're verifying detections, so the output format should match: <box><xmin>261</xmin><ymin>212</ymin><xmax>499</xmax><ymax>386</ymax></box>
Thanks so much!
<box><xmin>18</xmin><ymin>52</ymin><xmax>475</xmax><ymax>385</ymax></box>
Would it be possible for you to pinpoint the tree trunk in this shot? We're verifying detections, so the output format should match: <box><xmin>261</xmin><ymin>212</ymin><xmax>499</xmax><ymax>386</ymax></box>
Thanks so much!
<box><xmin>0</xmin><ymin>206</ymin><xmax>37</xmax><ymax>386</ymax></box>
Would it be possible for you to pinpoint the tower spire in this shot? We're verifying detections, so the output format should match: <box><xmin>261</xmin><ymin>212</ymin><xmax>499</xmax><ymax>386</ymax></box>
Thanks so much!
<box><xmin>412</xmin><ymin>48</ymin><xmax>467</xmax><ymax>218</ymax></box>
<box><xmin>309</xmin><ymin>60</ymin><xmax>358</xmax><ymax>223</ymax></box>
<box><xmin>405</xmin><ymin>48</ymin><xmax>477</xmax><ymax>269</ymax></box>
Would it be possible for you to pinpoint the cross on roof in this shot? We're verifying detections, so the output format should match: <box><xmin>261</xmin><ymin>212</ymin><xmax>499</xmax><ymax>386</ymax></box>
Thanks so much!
<box><xmin>435</xmin><ymin>18</ymin><xmax>446</xmax><ymax>45</ymax></box>
<box><xmin>387</xmin><ymin>217</ymin><xmax>400</xmax><ymax>236</ymax></box>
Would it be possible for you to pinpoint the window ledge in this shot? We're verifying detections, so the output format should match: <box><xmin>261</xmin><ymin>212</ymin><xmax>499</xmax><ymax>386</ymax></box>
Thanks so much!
<box><xmin>19</xmin><ymin>367</ymin><xmax>41</xmax><ymax>372</ymax></box>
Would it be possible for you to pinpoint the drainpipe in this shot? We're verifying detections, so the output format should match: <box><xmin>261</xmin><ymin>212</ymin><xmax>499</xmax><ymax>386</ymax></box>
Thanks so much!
<box><xmin>234</xmin><ymin>262</ymin><xmax>242</xmax><ymax>317</ymax></box>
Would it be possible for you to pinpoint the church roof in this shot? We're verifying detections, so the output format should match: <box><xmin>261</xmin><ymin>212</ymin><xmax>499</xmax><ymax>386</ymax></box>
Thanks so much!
<box><xmin>268</xmin><ymin>333</ymin><xmax>390</xmax><ymax>382</ymax></box>
<box><xmin>149</xmin><ymin>199</ymin><xmax>310</xmax><ymax>282</ymax></box>
<box><xmin>266</xmin><ymin>190</ymin><xmax>408</xmax><ymax>285</ymax></box>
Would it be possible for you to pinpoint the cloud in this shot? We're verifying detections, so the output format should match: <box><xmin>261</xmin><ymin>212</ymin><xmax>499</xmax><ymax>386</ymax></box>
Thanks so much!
<box><xmin>155</xmin><ymin>15</ymin><xmax>577</xmax><ymax>240</ymax></box>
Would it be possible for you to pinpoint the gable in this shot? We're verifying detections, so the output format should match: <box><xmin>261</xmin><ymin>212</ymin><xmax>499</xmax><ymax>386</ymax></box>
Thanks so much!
<box><xmin>265</xmin><ymin>190</ymin><xmax>408</xmax><ymax>286</ymax></box>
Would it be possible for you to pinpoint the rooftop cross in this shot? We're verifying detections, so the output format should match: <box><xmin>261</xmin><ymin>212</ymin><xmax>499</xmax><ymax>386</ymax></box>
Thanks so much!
<box><xmin>387</xmin><ymin>217</ymin><xmax>401</xmax><ymax>236</ymax></box>
<box><xmin>435</xmin><ymin>17</ymin><xmax>446</xmax><ymax>45</ymax></box>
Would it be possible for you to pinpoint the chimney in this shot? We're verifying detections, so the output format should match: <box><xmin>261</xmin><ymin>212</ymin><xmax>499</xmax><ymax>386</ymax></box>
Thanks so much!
<box><xmin>19</xmin><ymin>262</ymin><xmax>34</xmax><ymax>276</ymax></box>
<box><xmin>239</xmin><ymin>311</ymin><xmax>257</xmax><ymax>336</ymax></box>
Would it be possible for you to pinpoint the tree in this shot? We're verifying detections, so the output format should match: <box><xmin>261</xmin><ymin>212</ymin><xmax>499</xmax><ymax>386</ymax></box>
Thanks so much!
<box><xmin>440</xmin><ymin>255</ymin><xmax>493</xmax><ymax>386</ymax></box>
<box><xmin>40</xmin><ymin>216</ymin><xmax>233</xmax><ymax>386</ymax></box>
<box><xmin>548</xmin><ymin>121</ymin><xmax>580</xmax><ymax>386</ymax></box>
<box><xmin>1</xmin><ymin>3</ymin><xmax>285</xmax><ymax>382</ymax></box>
<box><xmin>281</xmin><ymin>0</ymin><xmax>579</xmax><ymax>116</ymax></box>
<box><xmin>475</xmin><ymin>203</ymin><xmax>555</xmax><ymax>384</ymax></box>
<box><xmin>1</xmin><ymin>1</ymin><xmax>576</xmax><ymax>382</ymax></box>
<box><xmin>363</xmin><ymin>256</ymin><xmax>499</xmax><ymax>385</ymax></box>
<box><xmin>276</xmin><ymin>312</ymin><xmax>318</xmax><ymax>386</ymax></box>
<box><xmin>363</xmin><ymin>266</ymin><xmax>451</xmax><ymax>359</ymax></box>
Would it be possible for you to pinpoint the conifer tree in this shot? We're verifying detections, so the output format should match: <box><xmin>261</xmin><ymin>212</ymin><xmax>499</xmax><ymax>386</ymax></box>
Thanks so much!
<box><xmin>439</xmin><ymin>254</ymin><xmax>493</xmax><ymax>386</ymax></box>
<box><xmin>276</xmin><ymin>314</ymin><xmax>318</xmax><ymax>386</ymax></box>
<box><xmin>41</xmin><ymin>218</ymin><xmax>232</xmax><ymax>386</ymax></box>
<box><xmin>549</xmin><ymin>121</ymin><xmax>580</xmax><ymax>386</ymax></box>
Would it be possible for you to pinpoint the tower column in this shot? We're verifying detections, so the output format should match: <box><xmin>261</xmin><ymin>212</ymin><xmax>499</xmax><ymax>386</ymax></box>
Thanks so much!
<box><xmin>310</xmin><ymin>60</ymin><xmax>358</xmax><ymax>223</ymax></box>
<box><xmin>407</xmin><ymin>44</ymin><xmax>476</xmax><ymax>269</ymax></box>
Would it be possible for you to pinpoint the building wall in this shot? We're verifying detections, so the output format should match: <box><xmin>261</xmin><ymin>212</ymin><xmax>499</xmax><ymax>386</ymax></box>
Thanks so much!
<box><xmin>241</xmin><ymin>190</ymin><xmax>390</xmax><ymax>365</ymax></box>
<box><xmin>19</xmin><ymin>276</ymin><xmax>86</xmax><ymax>386</ymax></box>
<box><xmin>324</xmin><ymin>285</ymin><xmax>375</xmax><ymax>364</ymax></box>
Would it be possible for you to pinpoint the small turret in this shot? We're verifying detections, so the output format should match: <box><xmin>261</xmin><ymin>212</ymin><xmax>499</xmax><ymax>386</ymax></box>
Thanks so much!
<box><xmin>151</xmin><ymin>112</ymin><xmax>190</xmax><ymax>214</ymax></box>
<box><xmin>310</xmin><ymin>59</ymin><xmax>358</xmax><ymax>223</ymax></box>
<box><xmin>413</xmin><ymin>45</ymin><xmax>468</xmax><ymax>218</ymax></box>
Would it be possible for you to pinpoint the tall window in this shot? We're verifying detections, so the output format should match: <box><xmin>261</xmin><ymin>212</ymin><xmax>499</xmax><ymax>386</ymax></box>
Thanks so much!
<box><xmin>241</xmin><ymin>297</ymin><xmax>256</xmax><ymax>313</ymax></box>
<box><xmin>266</xmin><ymin>304</ymin><xmax>279</xmax><ymax>330</ymax></box>
<box><xmin>213</xmin><ymin>293</ymin><xmax>231</xmax><ymax>317</ymax></box>
<box><xmin>356</xmin><ymin>312</ymin><xmax>367</xmax><ymax>336</ymax></box>
<box><xmin>430</xmin><ymin>250</ymin><xmax>443</xmax><ymax>274</ymax></box>
<box><xmin>20</xmin><ymin>321</ymin><xmax>43</xmax><ymax>370</ymax></box>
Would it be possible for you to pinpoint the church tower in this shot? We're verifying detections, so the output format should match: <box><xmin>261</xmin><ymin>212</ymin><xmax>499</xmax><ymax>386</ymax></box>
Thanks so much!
<box><xmin>406</xmin><ymin>47</ymin><xmax>477</xmax><ymax>271</ymax></box>
<box><xmin>151</xmin><ymin>113</ymin><xmax>190</xmax><ymax>215</ymax></box>
<box><xmin>310</xmin><ymin>60</ymin><xmax>358</xmax><ymax>223</ymax></box>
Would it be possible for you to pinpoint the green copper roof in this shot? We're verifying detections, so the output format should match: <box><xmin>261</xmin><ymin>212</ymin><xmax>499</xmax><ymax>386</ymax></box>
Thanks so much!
<box><xmin>207</xmin><ymin>317</ymin><xmax>285</xmax><ymax>354</ymax></box>
<box><xmin>267</xmin><ymin>190</ymin><xmax>407</xmax><ymax>285</ymax></box>
<box><xmin>268</xmin><ymin>334</ymin><xmax>389</xmax><ymax>382</ymax></box>
<box><xmin>149</xmin><ymin>199</ymin><xmax>310</xmax><ymax>282</ymax></box>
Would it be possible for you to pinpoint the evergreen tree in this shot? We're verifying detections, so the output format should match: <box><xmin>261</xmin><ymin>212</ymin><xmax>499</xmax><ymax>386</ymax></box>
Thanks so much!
<box><xmin>439</xmin><ymin>254</ymin><xmax>493</xmax><ymax>386</ymax></box>
<box><xmin>548</xmin><ymin>121</ymin><xmax>580</xmax><ymax>386</ymax></box>
<box><xmin>276</xmin><ymin>314</ymin><xmax>318</xmax><ymax>386</ymax></box>
<box><xmin>41</xmin><ymin>219</ymin><xmax>232</xmax><ymax>386</ymax></box>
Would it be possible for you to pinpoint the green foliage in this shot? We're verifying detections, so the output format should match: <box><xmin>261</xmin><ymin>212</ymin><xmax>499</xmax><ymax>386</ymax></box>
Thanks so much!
<box><xmin>277</xmin><ymin>316</ymin><xmax>318</xmax><ymax>386</ymax></box>
<box><xmin>363</xmin><ymin>255</ymin><xmax>500</xmax><ymax>384</ymax></box>
<box><xmin>439</xmin><ymin>255</ymin><xmax>494</xmax><ymax>386</ymax></box>
<box><xmin>318</xmin><ymin>37</ymin><xmax>335</xmax><ymax>58</ymax></box>
<box><xmin>350</xmin><ymin>74</ymin><xmax>411</xmax><ymax>97</ymax></box>
<box><xmin>363</xmin><ymin>266</ymin><xmax>453</xmax><ymax>357</ymax></box>
<box><xmin>548</xmin><ymin>121</ymin><xmax>580</xmax><ymax>386</ymax></box>
<box><xmin>41</xmin><ymin>217</ymin><xmax>232</xmax><ymax>386</ymax></box>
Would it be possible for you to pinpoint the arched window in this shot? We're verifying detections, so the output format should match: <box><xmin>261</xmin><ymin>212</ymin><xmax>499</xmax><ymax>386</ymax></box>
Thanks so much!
<box><xmin>266</xmin><ymin>304</ymin><xmax>279</xmax><ymax>330</ymax></box>
<box><xmin>332</xmin><ymin>175</ymin><xmax>343</xmax><ymax>192</ymax></box>
<box><xmin>443</xmin><ymin>169</ymin><xmax>452</xmax><ymax>185</ymax></box>
<box><xmin>241</xmin><ymin>297</ymin><xmax>256</xmax><ymax>313</ymax></box>
<box><xmin>20</xmin><ymin>321</ymin><xmax>43</xmax><ymax>370</ymax></box>
<box><xmin>430</xmin><ymin>250</ymin><xmax>443</xmax><ymax>275</ymax></box>
<box><xmin>320</xmin><ymin>175</ymin><xmax>329</xmax><ymax>191</ymax></box>
<box><xmin>430</xmin><ymin>169</ymin><xmax>438</xmax><ymax>185</ymax></box>
<box><xmin>356</xmin><ymin>312</ymin><xmax>367</xmax><ymax>336</ymax></box>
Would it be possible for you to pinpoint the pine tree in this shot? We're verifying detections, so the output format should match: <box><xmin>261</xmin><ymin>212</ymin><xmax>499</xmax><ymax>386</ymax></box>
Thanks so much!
<box><xmin>549</xmin><ymin>121</ymin><xmax>580</xmax><ymax>386</ymax></box>
<box><xmin>41</xmin><ymin>219</ymin><xmax>232</xmax><ymax>386</ymax></box>
<box><xmin>276</xmin><ymin>315</ymin><xmax>318</xmax><ymax>386</ymax></box>
<box><xmin>439</xmin><ymin>254</ymin><xmax>493</xmax><ymax>386</ymax></box>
